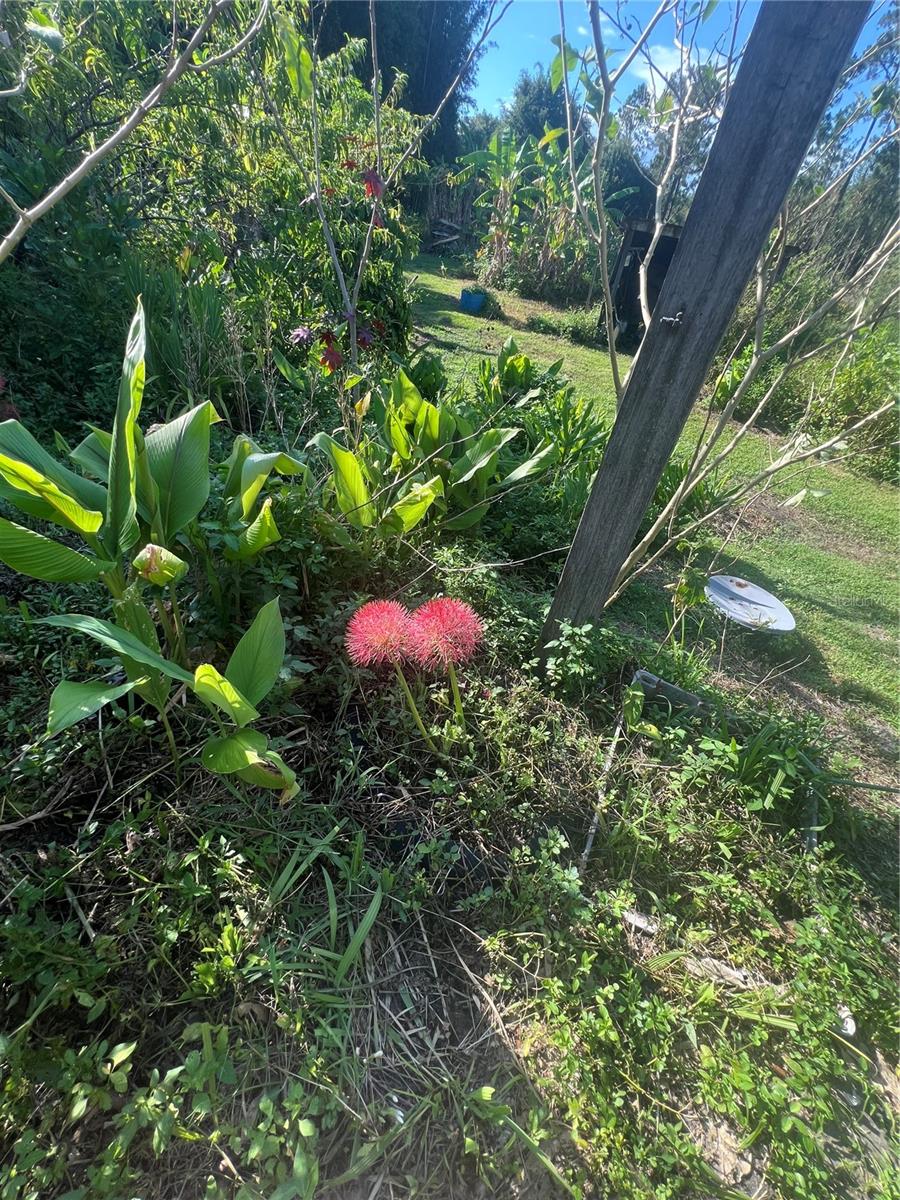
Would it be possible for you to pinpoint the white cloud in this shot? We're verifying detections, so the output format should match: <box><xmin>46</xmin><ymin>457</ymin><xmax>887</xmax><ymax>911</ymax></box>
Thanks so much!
<box><xmin>577</xmin><ymin>24</ymin><xmax>589</xmax><ymax>36</ymax></box>
<box><xmin>630</xmin><ymin>43</ymin><xmax>683</xmax><ymax>88</ymax></box>
<box><xmin>628</xmin><ymin>42</ymin><xmax>715</xmax><ymax>91</ymax></box>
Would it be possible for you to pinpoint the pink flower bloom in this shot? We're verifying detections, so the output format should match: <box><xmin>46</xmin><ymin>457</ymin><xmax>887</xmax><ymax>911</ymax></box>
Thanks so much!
<box><xmin>362</xmin><ymin>167</ymin><xmax>384</xmax><ymax>199</ymax></box>
<box><xmin>346</xmin><ymin>600</ymin><xmax>411</xmax><ymax>667</ymax></box>
<box><xmin>409</xmin><ymin>598</ymin><xmax>484</xmax><ymax>669</ymax></box>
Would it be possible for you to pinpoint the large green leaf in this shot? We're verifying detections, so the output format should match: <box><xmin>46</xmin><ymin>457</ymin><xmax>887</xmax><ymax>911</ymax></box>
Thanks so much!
<box><xmin>192</xmin><ymin>663</ymin><xmax>259</xmax><ymax>727</ymax></box>
<box><xmin>47</xmin><ymin>677</ymin><xmax>142</xmax><ymax>738</ymax></box>
<box><xmin>145</xmin><ymin>401</ymin><xmax>221</xmax><ymax>540</ymax></box>
<box><xmin>412</xmin><ymin>399</ymin><xmax>443</xmax><ymax>457</ymax></box>
<box><xmin>222</xmin><ymin>435</ymin><xmax>307</xmax><ymax>520</ymax></box>
<box><xmin>69</xmin><ymin>426</ymin><xmax>112</xmax><ymax>482</ymax></box>
<box><xmin>498</xmin><ymin>443</ymin><xmax>559</xmax><ymax>486</ymax></box>
<box><xmin>549</xmin><ymin>38</ymin><xmax>578</xmax><ymax>93</ymax></box>
<box><xmin>390</xmin><ymin>369</ymin><xmax>424</xmax><ymax>423</ymax></box>
<box><xmin>0</xmin><ymin>517</ymin><xmax>113</xmax><ymax>582</ymax></box>
<box><xmin>225</xmin><ymin>597</ymin><xmax>285</xmax><ymax>706</ymax></box>
<box><xmin>225</xmin><ymin>498</ymin><xmax>282</xmax><ymax>562</ymax></box>
<box><xmin>449</xmin><ymin>428</ymin><xmax>520</xmax><ymax>488</ymax></box>
<box><xmin>0</xmin><ymin>418</ymin><xmax>107</xmax><ymax>512</ymax></box>
<box><xmin>201</xmin><ymin>728</ymin><xmax>269</xmax><ymax>773</ymax></box>
<box><xmin>104</xmin><ymin>301</ymin><xmax>146</xmax><ymax>557</ymax></box>
<box><xmin>39</xmin><ymin>614</ymin><xmax>192</xmax><ymax>684</ymax></box>
<box><xmin>385</xmin><ymin>405</ymin><xmax>413</xmax><ymax>462</ymax></box>
<box><xmin>308</xmin><ymin>433</ymin><xmax>376</xmax><ymax>529</ymax></box>
<box><xmin>72</xmin><ymin>426</ymin><xmax>160</xmax><ymax>529</ymax></box>
<box><xmin>381</xmin><ymin>476</ymin><xmax>444</xmax><ymax>535</ymax></box>
<box><xmin>0</xmin><ymin>452</ymin><xmax>103</xmax><ymax>534</ymax></box>
<box><xmin>276</xmin><ymin>11</ymin><xmax>313</xmax><ymax>99</ymax></box>
<box><xmin>236</xmin><ymin>452</ymin><xmax>306</xmax><ymax>519</ymax></box>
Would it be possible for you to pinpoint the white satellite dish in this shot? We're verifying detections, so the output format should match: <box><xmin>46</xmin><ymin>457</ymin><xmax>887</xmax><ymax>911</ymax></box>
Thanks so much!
<box><xmin>704</xmin><ymin>575</ymin><xmax>796</xmax><ymax>632</ymax></box>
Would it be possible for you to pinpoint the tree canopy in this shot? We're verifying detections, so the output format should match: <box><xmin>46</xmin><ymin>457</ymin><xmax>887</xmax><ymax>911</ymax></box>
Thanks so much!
<box><xmin>314</xmin><ymin>0</ymin><xmax>490</xmax><ymax>161</ymax></box>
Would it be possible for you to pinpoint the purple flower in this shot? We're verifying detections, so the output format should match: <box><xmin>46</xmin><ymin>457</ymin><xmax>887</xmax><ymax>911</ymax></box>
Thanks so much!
<box><xmin>288</xmin><ymin>325</ymin><xmax>313</xmax><ymax>347</ymax></box>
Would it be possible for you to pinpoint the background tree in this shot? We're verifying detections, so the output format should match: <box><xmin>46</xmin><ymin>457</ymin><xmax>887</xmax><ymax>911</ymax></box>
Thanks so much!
<box><xmin>457</xmin><ymin>107</ymin><xmax>499</xmax><ymax>152</ymax></box>
<box><xmin>314</xmin><ymin>0</ymin><xmax>490</xmax><ymax>161</ymax></box>
<box><xmin>502</xmin><ymin>65</ymin><xmax>569</xmax><ymax>145</ymax></box>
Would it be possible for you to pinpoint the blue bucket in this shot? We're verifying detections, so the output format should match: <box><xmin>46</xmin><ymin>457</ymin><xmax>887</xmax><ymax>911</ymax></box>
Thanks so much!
<box><xmin>459</xmin><ymin>287</ymin><xmax>487</xmax><ymax>315</ymax></box>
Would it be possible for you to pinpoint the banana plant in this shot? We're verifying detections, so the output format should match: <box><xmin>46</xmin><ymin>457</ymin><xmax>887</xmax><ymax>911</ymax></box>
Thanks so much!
<box><xmin>39</xmin><ymin>598</ymin><xmax>297</xmax><ymax>797</ymax></box>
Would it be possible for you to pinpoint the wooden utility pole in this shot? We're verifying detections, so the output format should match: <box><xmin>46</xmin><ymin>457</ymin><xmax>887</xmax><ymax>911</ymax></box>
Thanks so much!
<box><xmin>540</xmin><ymin>0</ymin><xmax>870</xmax><ymax>649</ymax></box>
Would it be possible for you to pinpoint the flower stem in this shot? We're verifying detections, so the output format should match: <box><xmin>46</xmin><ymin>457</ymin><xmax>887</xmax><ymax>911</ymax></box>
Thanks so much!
<box><xmin>393</xmin><ymin>664</ymin><xmax>438</xmax><ymax>754</ymax></box>
<box><xmin>447</xmin><ymin>662</ymin><xmax>465</xmax><ymax>731</ymax></box>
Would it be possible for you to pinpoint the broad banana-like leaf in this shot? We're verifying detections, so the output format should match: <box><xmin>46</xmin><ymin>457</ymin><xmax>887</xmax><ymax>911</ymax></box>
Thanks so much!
<box><xmin>0</xmin><ymin>517</ymin><xmax>113</xmax><ymax>582</ymax></box>
<box><xmin>47</xmin><ymin>677</ymin><xmax>142</xmax><ymax>738</ymax></box>
<box><xmin>0</xmin><ymin>418</ymin><xmax>107</xmax><ymax>512</ymax></box>
<box><xmin>39</xmin><ymin>613</ymin><xmax>192</xmax><ymax>684</ymax></box>
<box><xmin>225</xmin><ymin>597</ymin><xmax>285</xmax><ymax>706</ymax></box>
<box><xmin>390</xmin><ymin>369</ymin><xmax>424</xmax><ymax>423</ymax></box>
<box><xmin>307</xmin><ymin>433</ymin><xmax>375</xmax><ymax>529</ymax></box>
<box><xmin>69</xmin><ymin>427</ymin><xmax>112</xmax><ymax>481</ymax></box>
<box><xmin>225</xmin><ymin>498</ymin><xmax>281</xmax><ymax>562</ymax></box>
<box><xmin>0</xmin><ymin>452</ymin><xmax>103</xmax><ymax>534</ymax></box>
<box><xmin>449</xmin><ymin>428</ymin><xmax>520</xmax><ymax>488</ymax></box>
<box><xmin>145</xmin><ymin>401</ymin><xmax>221</xmax><ymax>540</ymax></box>
<box><xmin>201</xmin><ymin>728</ymin><xmax>269</xmax><ymax>773</ymax></box>
<box><xmin>73</xmin><ymin>426</ymin><xmax>160</xmax><ymax>531</ymax></box>
<box><xmin>223</xmin><ymin>435</ymin><xmax>307</xmax><ymax>519</ymax></box>
<box><xmin>192</xmin><ymin>663</ymin><xmax>259</xmax><ymax>727</ymax></box>
<box><xmin>498</xmin><ymin>443</ymin><xmax>559</xmax><ymax>486</ymax></box>
<box><xmin>104</xmin><ymin>300</ymin><xmax>146</xmax><ymax>558</ymax></box>
<box><xmin>385</xmin><ymin>405</ymin><xmax>413</xmax><ymax>461</ymax></box>
<box><xmin>132</xmin><ymin>542</ymin><xmax>188</xmax><ymax>586</ymax></box>
<box><xmin>412</xmin><ymin>399</ymin><xmax>443</xmax><ymax>457</ymax></box>
<box><xmin>381</xmin><ymin>476</ymin><xmax>444</xmax><ymax>535</ymax></box>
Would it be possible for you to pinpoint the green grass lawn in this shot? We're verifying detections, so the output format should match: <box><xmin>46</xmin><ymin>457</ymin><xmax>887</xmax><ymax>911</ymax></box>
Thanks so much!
<box><xmin>409</xmin><ymin>254</ymin><xmax>899</xmax><ymax>751</ymax></box>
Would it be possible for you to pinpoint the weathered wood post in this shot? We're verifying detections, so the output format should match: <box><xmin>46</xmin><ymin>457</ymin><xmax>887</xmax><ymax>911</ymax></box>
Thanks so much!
<box><xmin>540</xmin><ymin>0</ymin><xmax>870</xmax><ymax>650</ymax></box>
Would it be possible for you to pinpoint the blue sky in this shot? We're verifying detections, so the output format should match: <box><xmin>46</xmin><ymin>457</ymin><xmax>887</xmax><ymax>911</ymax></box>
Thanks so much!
<box><xmin>469</xmin><ymin>1</ymin><xmax>882</xmax><ymax>116</ymax></box>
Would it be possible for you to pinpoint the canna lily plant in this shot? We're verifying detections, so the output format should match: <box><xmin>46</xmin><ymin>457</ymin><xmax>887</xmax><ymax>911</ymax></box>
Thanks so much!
<box><xmin>0</xmin><ymin>301</ymin><xmax>303</xmax><ymax>793</ymax></box>
<box><xmin>309</xmin><ymin>359</ymin><xmax>557</xmax><ymax>537</ymax></box>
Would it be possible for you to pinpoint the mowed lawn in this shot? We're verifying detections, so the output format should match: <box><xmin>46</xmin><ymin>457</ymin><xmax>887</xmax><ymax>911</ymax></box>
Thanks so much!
<box><xmin>408</xmin><ymin>254</ymin><xmax>899</xmax><ymax>764</ymax></box>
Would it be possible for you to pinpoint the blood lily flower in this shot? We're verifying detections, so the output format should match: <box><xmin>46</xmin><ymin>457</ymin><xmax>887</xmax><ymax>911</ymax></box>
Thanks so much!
<box><xmin>346</xmin><ymin>600</ymin><xmax>437</xmax><ymax>752</ymax></box>
<box><xmin>346</xmin><ymin>600</ymin><xmax>409</xmax><ymax>666</ymax></box>
<box><xmin>410</xmin><ymin>598</ymin><xmax>484</xmax><ymax>730</ymax></box>
<box><xmin>410</xmin><ymin>598</ymin><xmax>483</xmax><ymax>669</ymax></box>
<box><xmin>362</xmin><ymin>167</ymin><xmax>384</xmax><ymax>199</ymax></box>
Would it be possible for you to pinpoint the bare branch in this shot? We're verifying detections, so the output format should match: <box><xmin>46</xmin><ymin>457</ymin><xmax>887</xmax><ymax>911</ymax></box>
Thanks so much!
<box><xmin>187</xmin><ymin>0</ymin><xmax>269</xmax><ymax>71</ymax></box>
